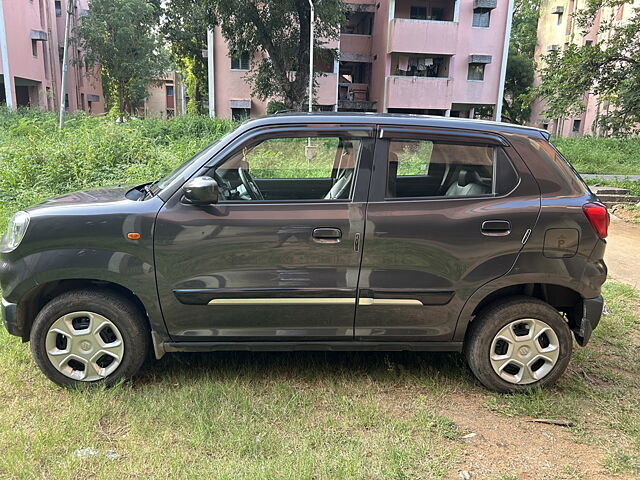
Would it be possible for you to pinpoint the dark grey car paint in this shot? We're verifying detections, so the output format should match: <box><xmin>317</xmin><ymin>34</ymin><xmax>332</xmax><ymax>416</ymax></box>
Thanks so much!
<box><xmin>0</xmin><ymin>113</ymin><xmax>607</xmax><ymax>354</ymax></box>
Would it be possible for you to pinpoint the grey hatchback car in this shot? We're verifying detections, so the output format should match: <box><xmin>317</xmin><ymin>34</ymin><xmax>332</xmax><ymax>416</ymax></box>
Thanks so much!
<box><xmin>0</xmin><ymin>113</ymin><xmax>609</xmax><ymax>392</ymax></box>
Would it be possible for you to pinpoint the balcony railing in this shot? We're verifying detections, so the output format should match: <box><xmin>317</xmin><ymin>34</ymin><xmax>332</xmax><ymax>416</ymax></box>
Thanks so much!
<box><xmin>385</xmin><ymin>76</ymin><xmax>454</xmax><ymax>110</ymax></box>
<box><xmin>388</xmin><ymin>18</ymin><xmax>458</xmax><ymax>55</ymax></box>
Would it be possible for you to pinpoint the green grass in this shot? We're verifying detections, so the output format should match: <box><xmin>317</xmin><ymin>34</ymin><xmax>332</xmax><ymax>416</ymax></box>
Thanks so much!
<box><xmin>1</xmin><ymin>110</ymin><xmax>640</xmax><ymax>477</ymax></box>
<box><xmin>0</xmin><ymin>282</ymin><xmax>637</xmax><ymax>478</ymax></box>
<box><xmin>554</xmin><ymin>136</ymin><xmax>640</xmax><ymax>175</ymax></box>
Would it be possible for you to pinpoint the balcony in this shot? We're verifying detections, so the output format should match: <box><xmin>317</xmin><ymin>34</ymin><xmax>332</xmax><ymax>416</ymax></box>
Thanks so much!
<box><xmin>385</xmin><ymin>76</ymin><xmax>453</xmax><ymax>110</ymax></box>
<box><xmin>388</xmin><ymin>18</ymin><xmax>458</xmax><ymax>55</ymax></box>
<box><xmin>340</xmin><ymin>34</ymin><xmax>372</xmax><ymax>59</ymax></box>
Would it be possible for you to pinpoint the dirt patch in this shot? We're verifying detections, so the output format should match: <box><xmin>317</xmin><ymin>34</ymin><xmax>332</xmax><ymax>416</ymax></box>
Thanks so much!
<box><xmin>605</xmin><ymin>215</ymin><xmax>640</xmax><ymax>288</ymax></box>
<box><xmin>441</xmin><ymin>393</ymin><xmax>630</xmax><ymax>480</ymax></box>
<box><xmin>611</xmin><ymin>204</ymin><xmax>640</xmax><ymax>223</ymax></box>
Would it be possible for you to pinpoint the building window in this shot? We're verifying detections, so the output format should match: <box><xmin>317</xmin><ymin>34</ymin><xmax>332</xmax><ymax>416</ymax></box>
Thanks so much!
<box><xmin>542</xmin><ymin>122</ymin><xmax>549</xmax><ymax>130</ymax></box>
<box><xmin>585</xmin><ymin>40</ymin><xmax>593</xmax><ymax>46</ymax></box>
<box><xmin>393</xmin><ymin>54</ymin><xmax>450</xmax><ymax>78</ymax></box>
<box><xmin>64</xmin><ymin>93</ymin><xmax>69</xmax><ymax>110</ymax></box>
<box><xmin>80</xmin><ymin>93</ymin><xmax>85</xmax><ymax>110</ymax></box>
<box><xmin>55</xmin><ymin>0</ymin><xmax>62</xmax><ymax>16</ymax></box>
<box><xmin>410</xmin><ymin>6</ymin><xmax>427</xmax><ymax>20</ymax></box>
<box><xmin>231</xmin><ymin>108</ymin><xmax>250</xmax><ymax>121</ymax></box>
<box><xmin>231</xmin><ymin>52</ymin><xmax>250</xmax><ymax>71</ymax></box>
<box><xmin>572</xmin><ymin>119</ymin><xmax>581</xmax><ymax>132</ymax></box>
<box><xmin>472</xmin><ymin>8</ymin><xmax>491</xmax><ymax>28</ymax></box>
<box><xmin>166</xmin><ymin>85</ymin><xmax>174</xmax><ymax>96</ymax></box>
<box><xmin>557</xmin><ymin>12</ymin><xmax>563</xmax><ymax>25</ymax></box>
<box><xmin>467</xmin><ymin>63</ymin><xmax>485</xmax><ymax>81</ymax></box>
<box><xmin>31</xmin><ymin>39</ymin><xmax>38</xmax><ymax>57</ymax></box>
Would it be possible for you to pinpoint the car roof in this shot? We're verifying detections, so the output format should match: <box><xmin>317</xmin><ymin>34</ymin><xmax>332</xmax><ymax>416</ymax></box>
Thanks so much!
<box><xmin>240</xmin><ymin>112</ymin><xmax>549</xmax><ymax>140</ymax></box>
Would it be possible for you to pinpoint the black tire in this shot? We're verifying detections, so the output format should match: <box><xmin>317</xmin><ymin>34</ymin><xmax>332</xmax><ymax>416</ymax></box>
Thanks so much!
<box><xmin>464</xmin><ymin>296</ymin><xmax>573</xmax><ymax>393</ymax></box>
<box><xmin>30</xmin><ymin>289</ymin><xmax>150</xmax><ymax>387</ymax></box>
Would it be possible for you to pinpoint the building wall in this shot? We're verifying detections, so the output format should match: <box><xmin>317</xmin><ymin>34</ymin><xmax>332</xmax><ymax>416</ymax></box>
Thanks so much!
<box><xmin>206</xmin><ymin>0</ymin><xmax>511</xmax><ymax>120</ymax></box>
<box><xmin>143</xmin><ymin>71</ymin><xmax>185</xmax><ymax>119</ymax></box>
<box><xmin>530</xmin><ymin>0</ymin><xmax>640</xmax><ymax>136</ymax></box>
<box><xmin>0</xmin><ymin>0</ymin><xmax>104</xmax><ymax>114</ymax></box>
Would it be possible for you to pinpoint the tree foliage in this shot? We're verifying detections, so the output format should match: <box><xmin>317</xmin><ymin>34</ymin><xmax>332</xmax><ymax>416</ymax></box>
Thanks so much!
<box><xmin>502</xmin><ymin>0</ymin><xmax>540</xmax><ymax>124</ymax></box>
<box><xmin>184</xmin><ymin>0</ymin><xmax>346</xmax><ymax>110</ymax></box>
<box><xmin>75</xmin><ymin>0</ymin><xmax>169</xmax><ymax>118</ymax></box>
<box><xmin>536</xmin><ymin>0</ymin><xmax>640</xmax><ymax>136</ymax></box>
<box><xmin>161</xmin><ymin>0</ymin><xmax>213</xmax><ymax>114</ymax></box>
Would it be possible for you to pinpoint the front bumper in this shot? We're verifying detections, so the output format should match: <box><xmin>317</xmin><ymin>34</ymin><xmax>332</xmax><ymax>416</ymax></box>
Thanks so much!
<box><xmin>1</xmin><ymin>297</ymin><xmax>20</xmax><ymax>337</ymax></box>
<box><xmin>573</xmin><ymin>295</ymin><xmax>604</xmax><ymax>346</ymax></box>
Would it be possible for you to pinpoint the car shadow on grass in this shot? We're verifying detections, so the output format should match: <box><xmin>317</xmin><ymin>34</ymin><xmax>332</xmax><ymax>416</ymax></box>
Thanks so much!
<box><xmin>136</xmin><ymin>350</ymin><xmax>478</xmax><ymax>391</ymax></box>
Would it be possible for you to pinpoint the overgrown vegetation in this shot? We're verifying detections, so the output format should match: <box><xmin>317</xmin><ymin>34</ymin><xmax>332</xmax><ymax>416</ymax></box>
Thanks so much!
<box><xmin>2</xmin><ymin>111</ymin><xmax>640</xmax><ymax>235</ymax></box>
<box><xmin>553</xmin><ymin>136</ymin><xmax>640</xmax><ymax>175</ymax></box>
<box><xmin>0</xmin><ymin>110</ymin><xmax>235</xmax><ymax>231</ymax></box>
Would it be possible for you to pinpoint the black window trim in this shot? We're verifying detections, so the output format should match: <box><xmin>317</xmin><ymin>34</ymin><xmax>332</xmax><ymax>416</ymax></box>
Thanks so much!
<box><xmin>373</xmin><ymin>128</ymin><xmax>520</xmax><ymax>203</ymax></box>
<box><xmin>203</xmin><ymin>124</ymin><xmax>375</xmax><ymax>205</ymax></box>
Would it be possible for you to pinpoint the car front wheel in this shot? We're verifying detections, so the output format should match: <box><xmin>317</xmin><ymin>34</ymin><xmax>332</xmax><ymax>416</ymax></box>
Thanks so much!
<box><xmin>464</xmin><ymin>296</ymin><xmax>573</xmax><ymax>393</ymax></box>
<box><xmin>30</xmin><ymin>289</ymin><xmax>149</xmax><ymax>387</ymax></box>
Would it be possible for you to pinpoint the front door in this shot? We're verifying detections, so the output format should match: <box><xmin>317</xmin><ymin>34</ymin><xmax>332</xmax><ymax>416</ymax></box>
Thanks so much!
<box><xmin>355</xmin><ymin>127</ymin><xmax>541</xmax><ymax>341</ymax></box>
<box><xmin>155</xmin><ymin>125</ymin><xmax>374</xmax><ymax>341</ymax></box>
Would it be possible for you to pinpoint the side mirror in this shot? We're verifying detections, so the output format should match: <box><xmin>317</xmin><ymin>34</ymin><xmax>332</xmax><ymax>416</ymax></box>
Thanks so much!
<box><xmin>182</xmin><ymin>176</ymin><xmax>220</xmax><ymax>205</ymax></box>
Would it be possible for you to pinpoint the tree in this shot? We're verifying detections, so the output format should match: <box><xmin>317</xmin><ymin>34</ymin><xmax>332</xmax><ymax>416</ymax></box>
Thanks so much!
<box><xmin>195</xmin><ymin>0</ymin><xmax>345</xmax><ymax>110</ymax></box>
<box><xmin>535</xmin><ymin>0</ymin><xmax>640</xmax><ymax>136</ymax></box>
<box><xmin>75</xmin><ymin>0</ymin><xmax>169</xmax><ymax>119</ymax></box>
<box><xmin>502</xmin><ymin>0</ymin><xmax>540</xmax><ymax>124</ymax></box>
<box><xmin>161</xmin><ymin>0</ymin><xmax>213</xmax><ymax>114</ymax></box>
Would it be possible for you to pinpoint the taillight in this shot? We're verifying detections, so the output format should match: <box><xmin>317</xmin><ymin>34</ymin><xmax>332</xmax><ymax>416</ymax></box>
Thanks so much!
<box><xmin>582</xmin><ymin>202</ymin><xmax>610</xmax><ymax>239</ymax></box>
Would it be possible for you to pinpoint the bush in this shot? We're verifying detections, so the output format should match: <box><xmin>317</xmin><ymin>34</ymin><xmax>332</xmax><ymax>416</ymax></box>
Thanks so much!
<box><xmin>553</xmin><ymin>136</ymin><xmax>640</xmax><ymax>175</ymax></box>
<box><xmin>0</xmin><ymin>109</ymin><xmax>236</xmax><ymax>232</ymax></box>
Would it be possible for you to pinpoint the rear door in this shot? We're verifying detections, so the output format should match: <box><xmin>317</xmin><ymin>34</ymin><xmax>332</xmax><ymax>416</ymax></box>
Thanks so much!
<box><xmin>154</xmin><ymin>124</ymin><xmax>374</xmax><ymax>341</ymax></box>
<box><xmin>355</xmin><ymin>126</ymin><xmax>541</xmax><ymax>341</ymax></box>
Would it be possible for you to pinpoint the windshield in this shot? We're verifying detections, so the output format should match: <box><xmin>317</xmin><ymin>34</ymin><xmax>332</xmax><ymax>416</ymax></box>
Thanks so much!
<box><xmin>150</xmin><ymin>130</ymin><xmax>235</xmax><ymax>194</ymax></box>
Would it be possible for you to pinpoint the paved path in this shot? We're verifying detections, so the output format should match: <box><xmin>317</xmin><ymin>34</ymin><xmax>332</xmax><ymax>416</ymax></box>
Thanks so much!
<box><xmin>582</xmin><ymin>174</ymin><xmax>640</xmax><ymax>181</ymax></box>
<box><xmin>605</xmin><ymin>215</ymin><xmax>640</xmax><ymax>288</ymax></box>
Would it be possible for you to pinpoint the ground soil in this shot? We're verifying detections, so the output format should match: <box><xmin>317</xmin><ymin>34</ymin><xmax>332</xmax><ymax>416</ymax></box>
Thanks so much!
<box><xmin>605</xmin><ymin>214</ymin><xmax>640</xmax><ymax>288</ymax></box>
<box><xmin>442</xmin><ymin>394</ymin><xmax>619</xmax><ymax>480</ymax></box>
<box><xmin>440</xmin><ymin>217</ymin><xmax>640</xmax><ymax>480</ymax></box>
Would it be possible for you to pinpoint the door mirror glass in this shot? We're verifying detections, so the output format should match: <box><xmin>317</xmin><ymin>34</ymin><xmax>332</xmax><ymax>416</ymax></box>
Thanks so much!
<box><xmin>182</xmin><ymin>176</ymin><xmax>220</xmax><ymax>204</ymax></box>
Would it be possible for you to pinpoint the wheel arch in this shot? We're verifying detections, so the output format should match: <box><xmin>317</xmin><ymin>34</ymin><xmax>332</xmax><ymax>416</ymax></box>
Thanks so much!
<box><xmin>454</xmin><ymin>280</ymin><xmax>584</xmax><ymax>342</ymax></box>
<box><xmin>15</xmin><ymin>279</ymin><xmax>151</xmax><ymax>341</ymax></box>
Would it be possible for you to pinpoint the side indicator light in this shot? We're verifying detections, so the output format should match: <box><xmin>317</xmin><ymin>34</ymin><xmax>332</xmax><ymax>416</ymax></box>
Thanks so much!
<box><xmin>127</xmin><ymin>232</ymin><xmax>141</xmax><ymax>240</ymax></box>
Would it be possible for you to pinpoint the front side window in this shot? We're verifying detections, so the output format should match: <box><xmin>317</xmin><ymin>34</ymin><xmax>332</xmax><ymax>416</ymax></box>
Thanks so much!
<box><xmin>212</xmin><ymin>136</ymin><xmax>362</xmax><ymax>201</ymax></box>
<box><xmin>386</xmin><ymin>139</ymin><xmax>510</xmax><ymax>198</ymax></box>
<box><xmin>472</xmin><ymin>8</ymin><xmax>491</xmax><ymax>27</ymax></box>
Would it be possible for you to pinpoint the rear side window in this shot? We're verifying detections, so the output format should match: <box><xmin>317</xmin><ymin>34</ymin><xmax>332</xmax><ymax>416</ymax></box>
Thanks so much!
<box><xmin>386</xmin><ymin>139</ymin><xmax>518</xmax><ymax>199</ymax></box>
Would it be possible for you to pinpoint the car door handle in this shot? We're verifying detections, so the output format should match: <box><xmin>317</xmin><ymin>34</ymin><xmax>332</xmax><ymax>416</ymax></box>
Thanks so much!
<box><xmin>312</xmin><ymin>227</ymin><xmax>342</xmax><ymax>243</ymax></box>
<box><xmin>481</xmin><ymin>220</ymin><xmax>511</xmax><ymax>236</ymax></box>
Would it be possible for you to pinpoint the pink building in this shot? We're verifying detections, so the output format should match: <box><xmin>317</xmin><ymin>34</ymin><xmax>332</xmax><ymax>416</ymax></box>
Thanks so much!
<box><xmin>530</xmin><ymin>0</ymin><xmax>639</xmax><ymax>137</ymax></box>
<box><xmin>207</xmin><ymin>0</ymin><xmax>512</xmax><ymax>120</ymax></box>
<box><xmin>0</xmin><ymin>0</ymin><xmax>104</xmax><ymax>113</ymax></box>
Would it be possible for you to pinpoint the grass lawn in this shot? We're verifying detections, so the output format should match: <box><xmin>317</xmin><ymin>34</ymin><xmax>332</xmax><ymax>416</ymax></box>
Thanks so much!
<box><xmin>1</xmin><ymin>111</ymin><xmax>640</xmax><ymax>478</ymax></box>
<box><xmin>0</xmin><ymin>281</ymin><xmax>637</xmax><ymax>479</ymax></box>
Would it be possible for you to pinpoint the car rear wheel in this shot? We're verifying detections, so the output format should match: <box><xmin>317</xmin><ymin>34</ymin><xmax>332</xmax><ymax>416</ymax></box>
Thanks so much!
<box><xmin>30</xmin><ymin>289</ymin><xmax>149</xmax><ymax>387</ymax></box>
<box><xmin>464</xmin><ymin>296</ymin><xmax>573</xmax><ymax>393</ymax></box>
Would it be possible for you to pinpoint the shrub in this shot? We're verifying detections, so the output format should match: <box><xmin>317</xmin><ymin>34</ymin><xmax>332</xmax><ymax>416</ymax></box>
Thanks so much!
<box><xmin>0</xmin><ymin>109</ymin><xmax>236</xmax><ymax>232</ymax></box>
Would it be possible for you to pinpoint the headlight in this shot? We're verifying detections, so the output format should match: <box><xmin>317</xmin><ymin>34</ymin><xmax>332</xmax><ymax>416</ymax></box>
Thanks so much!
<box><xmin>3</xmin><ymin>211</ymin><xmax>30</xmax><ymax>252</ymax></box>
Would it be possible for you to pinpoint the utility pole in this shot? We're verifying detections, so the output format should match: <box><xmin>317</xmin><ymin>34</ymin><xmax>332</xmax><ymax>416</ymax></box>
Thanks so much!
<box><xmin>59</xmin><ymin>0</ymin><xmax>73</xmax><ymax>129</ymax></box>
<box><xmin>307</xmin><ymin>0</ymin><xmax>315</xmax><ymax>113</ymax></box>
<box><xmin>0</xmin><ymin>0</ymin><xmax>15</xmax><ymax>111</ymax></box>
<box><xmin>207</xmin><ymin>27</ymin><xmax>215</xmax><ymax>118</ymax></box>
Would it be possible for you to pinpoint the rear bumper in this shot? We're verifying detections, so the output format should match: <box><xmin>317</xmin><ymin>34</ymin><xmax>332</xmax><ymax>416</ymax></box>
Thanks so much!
<box><xmin>1</xmin><ymin>297</ymin><xmax>20</xmax><ymax>337</ymax></box>
<box><xmin>573</xmin><ymin>295</ymin><xmax>603</xmax><ymax>346</ymax></box>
